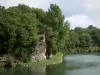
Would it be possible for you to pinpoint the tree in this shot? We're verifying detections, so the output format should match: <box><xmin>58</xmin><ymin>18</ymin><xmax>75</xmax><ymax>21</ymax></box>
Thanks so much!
<box><xmin>0</xmin><ymin>4</ymin><xmax>38</xmax><ymax>61</ymax></box>
<box><xmin>45</xmin><ymin>4</ymin><xmax>69</xmax><ymax>57</ymax></box>
<box><xmin>91</xmin><ymin>29</ymin><xmax>100</xmax><ymax>46</ymax></box>
<box><xmin>79</xmin><ymin>33</ymin><xmax>92</xmax><ymax>48</ymax></box>
<box><xmin>74</xmin><ymin>27</ymin><xmax>86</xmax><ymax>34</ymax></box>
<box><xmin>33</xmin><ymin>8</ymin><xmax>46</xmax><ymax>34</ymax></box>
<box><xmin>46</xmin><ymin>4</ymin><xmax>64</xmax><ymax>31</ymax></box>
<box><xmin>68</xmin><ymin>31</ymin><xmax>80</xmax><ymax>48</ymax></box>
<box><xmin>57</xmin><ymin>21</ymin><xmax>70</xmax><ymax>52</ymax></box>
<box><xmin>0</xmin><ymin>4</ymin><xmax>70</xmax><ymax>61</ymax></box>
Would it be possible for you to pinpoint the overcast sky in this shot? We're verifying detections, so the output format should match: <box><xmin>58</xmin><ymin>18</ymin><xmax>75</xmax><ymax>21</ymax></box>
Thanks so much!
<box><xmin>0</xmin><ymin>0</ymin><xmax>100</xmax><ymax>29</ymax></box>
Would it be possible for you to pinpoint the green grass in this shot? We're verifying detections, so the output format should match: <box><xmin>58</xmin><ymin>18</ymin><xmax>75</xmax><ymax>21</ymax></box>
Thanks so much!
<box><xmin>0</xmin><ymin>52</ymin><xmax>63</xmax><ymax>67</ymax></box>
<box><xmin>22</xmin><ymin>52</ymin><xmax>63</xmax><ymax>67</ymax></box>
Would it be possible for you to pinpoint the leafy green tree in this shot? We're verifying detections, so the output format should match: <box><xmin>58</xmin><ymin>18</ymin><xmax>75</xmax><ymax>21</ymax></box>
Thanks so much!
<box><xmin>45</xmin><ymin>4</ymin><xmax>69</xmax><ymax>57</ymax></box>
<box><xmin>57</xmin><ymin>21</ymin><xmax>70</xmax><ymax>52</ymax></box>
<box><xmin>33</xmin><ymin>8</ymin><xmax>46</xmax><ymax>34</ymax></box>
<box><xmin>0</xmin><ymin>4</ymin><xmax>70</xmax><ymax>61</ymax></box>
<box><xmin>79</xmin><ymin>33</ymin><xmax>92</xmax><ymax>48</ymax></box>
<box><xmin>0</xmin><ymin>4</ymin><xmax>38</xmax><ymax>61</ymax></box>
<box><xmin>91</xmin><ymin>29</ymin><xmax>100</xmax><ymax>46</ymax></box>
<box><xmin>46</xmin><ymin>4</ymin><xmax>64</xmax><ymax>31</ymax></box>
<box><xmin>74</xmin><ymin>27</ymin><xmax>86</xmax><ymax>34</ymax></box>
<box><xmin>68</xmin><ymin>31</ymin><xmax>80</xmax><ymax>48</ymax></box>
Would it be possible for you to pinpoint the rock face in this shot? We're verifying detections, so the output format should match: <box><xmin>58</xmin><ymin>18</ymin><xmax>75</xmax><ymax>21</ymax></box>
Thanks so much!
<box><xmin>30</xmin><ymin>34</ymin><xmax>46</xmax><ymax>62</ymax></box>
<box><xmin>0</xmin><ymin>54</ymin><xmax>14</xmax><ymax>62</ymax></box>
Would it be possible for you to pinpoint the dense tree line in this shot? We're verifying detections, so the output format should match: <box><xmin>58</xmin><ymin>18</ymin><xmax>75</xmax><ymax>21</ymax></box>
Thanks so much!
<box><xmin>66</xmin><ymin>25</ymin><xmax>100</xmax><ymax>53</ymax></box>
<box><xmin>0</xmin><ymin>4</ymin><xmax>69</xmax><ymax>61</ymax></box>
<box><xmin>1</xmin><ymin>4</ymin><xmax>100</xmax><ymax>62</ymax></box>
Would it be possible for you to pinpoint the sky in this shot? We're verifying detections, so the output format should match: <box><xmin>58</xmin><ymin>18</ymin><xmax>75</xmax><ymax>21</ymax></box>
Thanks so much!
<box><xmin>0</xmin><ymin>0</ymin><xmax>100</xmax><ymax>29</ymax></box>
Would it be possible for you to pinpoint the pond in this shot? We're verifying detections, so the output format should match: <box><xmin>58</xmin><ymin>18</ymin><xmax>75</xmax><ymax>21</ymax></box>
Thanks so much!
<box><xmin>1</xmin><ymin>54</ymin><xmax>100</xmax><ymax>75</ymax></box>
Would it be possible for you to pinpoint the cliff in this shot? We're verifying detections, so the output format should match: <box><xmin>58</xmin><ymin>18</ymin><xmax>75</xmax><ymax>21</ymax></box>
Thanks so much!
<box><xmin>30</xmin><ymin>34</ymin><xmax>46</xmax><ymax>62</ymax></box>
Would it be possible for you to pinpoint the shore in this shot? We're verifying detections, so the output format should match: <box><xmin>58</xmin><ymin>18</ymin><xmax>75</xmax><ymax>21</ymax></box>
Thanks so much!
<box><xmin>0</xmin><ymin>52</ymin><xmax>63</xmax><ymax>67</ymax></box>
<box><xmin>22</xmin><ymin>52</ymin><xmax>63</xmax><ymax>67</ymax></box>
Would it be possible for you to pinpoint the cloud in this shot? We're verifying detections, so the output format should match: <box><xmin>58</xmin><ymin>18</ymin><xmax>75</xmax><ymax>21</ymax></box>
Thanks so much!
<box><xmin>65</xmin><ymin>14</ymin><xmax>97</xmax><ymax>29</ymax></box>
<box><xmin>0</xmin><ymin>0</ymin><xmax>86</xmax><ymax>16</ymax></box>
<box><xmin>0</xmin><ymin>0</ymin><xmax>100</xmax><ymax>28</ymax></box>
<box><xmin>0</xmin><ymin>0</ymin><xmax>19</xmax><ymax>7</ymax></box>
<box><xmin>83</xmin><ymin>0</ymin><xmax>100</xmax><ymax>10</ymax></box>
<box><xmin>17</xmin><ymin>0</ymin><xmax>51</xmax><ymax>10</ymax></box>
<box><xmin>50</xmin><ymin>0</ymin><xmax>85</xmax><ymax>17</ymax></box>
<box><xmin>0</xmin><ymin>0</ymin><xmax>51</xmax><ymax>10</ymax></box>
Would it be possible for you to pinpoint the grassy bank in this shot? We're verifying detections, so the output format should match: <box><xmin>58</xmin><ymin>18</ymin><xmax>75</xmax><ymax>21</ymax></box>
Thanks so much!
<box><xmin>22</xmin><ymin>52</ymin><xmax>63</xmax><ymax>67</ymax></box>
<box><xmin>0</xmin><ymin>53</ymin><xmax>63</xmax><ymax>67</ymax></box>
<box><xmin>0</xmin><ymin>52</ymin><xmax>63</xmax><ymax>67</ymax></box>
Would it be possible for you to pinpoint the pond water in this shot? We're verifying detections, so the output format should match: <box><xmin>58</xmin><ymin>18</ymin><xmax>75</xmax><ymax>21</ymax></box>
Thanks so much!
<box><xmin>1</xmin><ymin>54</ymin><xmax>100</xmax><ymax>75</ymax></box>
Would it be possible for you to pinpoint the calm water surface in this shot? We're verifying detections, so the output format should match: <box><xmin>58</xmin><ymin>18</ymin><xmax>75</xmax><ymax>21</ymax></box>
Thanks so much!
<box><xmin>1</xmin><ymin>54</ymin><xmax>100</xmax><ymax>75</ymax></box>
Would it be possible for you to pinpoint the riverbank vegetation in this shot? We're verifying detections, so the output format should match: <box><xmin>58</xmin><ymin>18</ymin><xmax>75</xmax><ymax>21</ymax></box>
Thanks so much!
<box><xmin>0</xmin><ymin>52</ymin><xmax>63</xmax><ymax>67</ymax></box>
<box><xmin>22</xmin><ymin>52</ymin><xmax>63</xmax><ymax>67</ymax></box>
<box><xmin>66</xmin><ymin>25</ymin><xmax>100</xmax><ymax>53</ymax></box>
<box><xmin>0</xmin><ymin>4</ymin><xmax>69</xmax><ymax>63</ymax></box>
<box><xmin>0</xmin><ymin>4</ymin><xmax>100</xmax><ymax>67</ymax></box>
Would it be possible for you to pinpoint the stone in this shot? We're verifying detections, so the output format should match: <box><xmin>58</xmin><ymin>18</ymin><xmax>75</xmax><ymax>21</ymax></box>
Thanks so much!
<box><xmin>30</xmin><ymin>34</ymin><xmax>46</xmax><ymax>62</ymax></box>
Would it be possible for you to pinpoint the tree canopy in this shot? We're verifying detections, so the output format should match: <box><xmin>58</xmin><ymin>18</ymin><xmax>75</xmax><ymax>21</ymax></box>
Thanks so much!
<box><xmin>1</xmin><ymin>4</ymin><xmax>100</xmax><ymax>62</ymax></box>
<box><xmin>0</xmin><ymin>4</ymin><xmax>70</xmax><ymax>61</ymax></box>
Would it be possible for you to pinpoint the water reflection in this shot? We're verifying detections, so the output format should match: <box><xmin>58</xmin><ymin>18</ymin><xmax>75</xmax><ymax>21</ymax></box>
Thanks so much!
<box><xmin>1</xmin><ymin>54</ymin><xmax>100</xmax><ymax>75</ymax></box>
<box><xmin>66</xmin><ymin>67</ymin><xmax>100</xmax><ymax>75</ymax></box>
<box><xmin>0</xmin><ymin>66</ymin><xmax>46</xmax><ymax>75</ymax></box>
<box><xmin>65</xmin><ymin>54</ymin><xmax>100</xmax><ymax>75</ymax></box>
<box><xmin>46</xmin><ymin>63</ymin><xmax>66</xmax><ymax>75</ymax></box>
<box><xmin>30</xmin><ymin>65</ymin><xmax>46</xmax><ymax>75</ymax></box>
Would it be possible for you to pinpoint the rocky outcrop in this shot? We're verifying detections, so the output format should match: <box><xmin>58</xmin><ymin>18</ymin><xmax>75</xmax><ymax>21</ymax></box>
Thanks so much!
<box><xmin>0</xmin><ymin>54</ymin><xmax>15</xmax><ymax>67</ymax></box>
<box><xmin>0</xmin><ymin>34</ymin><xmax>47</xmax><ymax>63</ymax></box>
<box><xmin>30</xmin><ymin>34</ymin><xmax>46</xmax><ymax>62</ymax></box>
<box><xmin>0</xmin><ymin>54</ymin><xmax>14</xmax><ymax>63</ymax></box>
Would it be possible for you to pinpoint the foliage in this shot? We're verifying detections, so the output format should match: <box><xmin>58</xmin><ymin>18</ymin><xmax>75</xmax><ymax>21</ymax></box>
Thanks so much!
<box><xmin>0</xmin><ymin>3</ymin><xmax>100</xmax><ymax>62</ymax></box>
<box><xmin>79</xmin><ymin>33</ymin><xmax>92</xmax><ymax>47</ymax></box>
<box><xmin>23</xmin><ymin>52</ymin><xmax>63</xmax><ymax>66</ymax></box>
<box><xmin>67</xmin><ymin>25</ymin><xmax>100</xmax><ymax>52</ymax></box>
<box><xmin>45</xmin><ymin>4</ymin><xmax>69</xmax><ymax>57</ymax></box>
<box><xmin>0</xmin><ymin>4</ymin><xmax>38</xmax><ymax>61</ymax></box>
<box><xmin>0</xmin><ymin>4</ymin><xmax>69</xmax><ymax>61</ymax></box>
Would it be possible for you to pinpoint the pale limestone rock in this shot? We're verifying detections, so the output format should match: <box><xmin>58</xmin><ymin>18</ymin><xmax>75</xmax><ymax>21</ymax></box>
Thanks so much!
<box><xmin>30</xmin><ymin>34</ymin><xmax>46</xmax><ymax>62</ymax></box>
